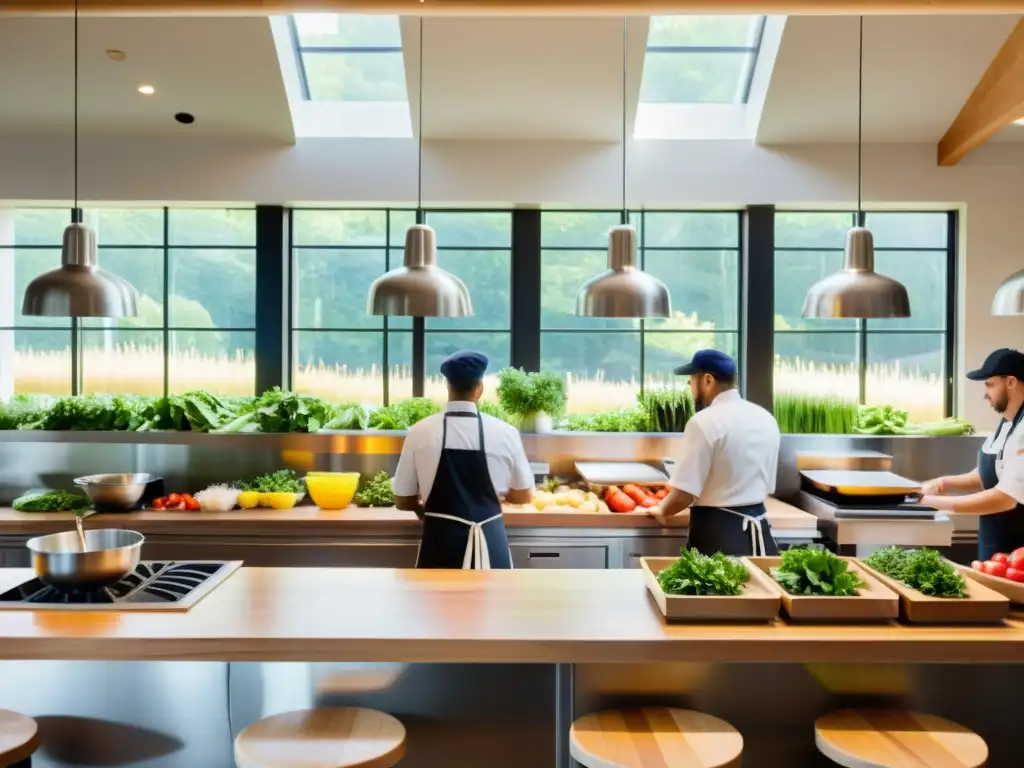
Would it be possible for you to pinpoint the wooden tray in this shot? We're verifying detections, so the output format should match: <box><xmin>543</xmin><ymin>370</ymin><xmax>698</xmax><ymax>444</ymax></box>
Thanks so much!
<box><xmin>952</xmin><ymin>561</ymin><xmax>1024</xmax><ymax>604</ymax></box>
<box><xmin>858</xmin><ymin>562</ymin><xmax>1010</xmax><ymax>624</ymax></box>
<box><xmin>641</xmin><ymin>557</ymin><xmax>781</xmax><ymax>622</ymax></box>
<box><xmin>747</xmin><ymin>557</ymin><xmax>899</xmax><ymax>622</ymax></box>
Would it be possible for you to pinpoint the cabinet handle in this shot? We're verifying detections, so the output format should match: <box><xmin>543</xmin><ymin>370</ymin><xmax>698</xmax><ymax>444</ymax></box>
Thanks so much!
<box><xmin>529</xmin><ymin>552</ymin><xmax>560</xmax><ymax>559</ymax></box>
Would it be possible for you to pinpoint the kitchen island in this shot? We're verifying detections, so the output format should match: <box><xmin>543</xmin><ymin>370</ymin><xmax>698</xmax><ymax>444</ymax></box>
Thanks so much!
<box><xmin>0</xmin><ymin>567</ymin><xmax>1023</xmax><ymax>768</ymax></box>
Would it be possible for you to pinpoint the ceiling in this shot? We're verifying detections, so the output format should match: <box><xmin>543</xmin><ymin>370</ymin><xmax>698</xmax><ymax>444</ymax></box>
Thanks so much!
<box><xmin>0</xmin><ymin>13</ymin><xmax>1021</xmax><ymax>147</ymax></box>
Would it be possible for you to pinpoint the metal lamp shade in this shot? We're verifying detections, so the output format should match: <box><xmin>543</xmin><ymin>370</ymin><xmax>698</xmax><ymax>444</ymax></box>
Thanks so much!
<box><xmin>367</xmin><ymin>224</ymin><xmax>473</xmax><ymax>318</ymax></box>
<box><xmin>575</xmin><ymin>226</ymin><xmax>672</xmax><ymax>319</ymax></box>
<box><xmin>801</xmin><ymin>227</ymin><xmax>910</xmax><ymax>319</ymax></box>
<box><xmin>992</xmin><ymin>269</ymin><xmax>1024</xmax><ymax>315</ymax></box>
<box><xmin>22</xmin><ymin>222</ymin><xmax>139</xmax><ymax>318</ymax></box>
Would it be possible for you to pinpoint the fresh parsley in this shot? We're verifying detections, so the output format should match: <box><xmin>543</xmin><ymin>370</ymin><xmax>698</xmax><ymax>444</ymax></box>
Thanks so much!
<box><xmin>656</xmin><ymin>548</ymin><xmax>750</xmax><ymax>596</ymax></box>
<box><xmin>771</xmin><ymin>546</ymin><xmax>864</xmax><ymax>596</ymax></box>
<box><xmin>865</xmin><ymin>546</ymin><xmax>967</xmax><ymax>598</ymax></box>
<box><xmin>354</xmin><ymin>471</ymin><xmax>395</xmax><ymax>508</ymax></box>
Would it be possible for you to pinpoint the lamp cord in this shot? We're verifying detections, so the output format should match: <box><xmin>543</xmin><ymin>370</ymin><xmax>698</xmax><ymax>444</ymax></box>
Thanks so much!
<box><xmin>856</xmin><ymin>15</ymin><xmax>863</xmax><ymax>220</ymax></box>
<box><xmin>417</xmin><ymin>17</ymin><xmax>424</xmax><ymax>211</ymax></box>
<box><xmin>74</xmin><ymin>0</ymin><xmax>80</xmax><ymax>219</ymax></box>
<box><xmin>621</xmin><ymin>16</ymin><xmax>628</xmax><ymax>220</ymax></box>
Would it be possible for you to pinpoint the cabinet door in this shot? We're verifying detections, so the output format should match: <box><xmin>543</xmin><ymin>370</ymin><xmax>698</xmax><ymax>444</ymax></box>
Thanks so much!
<box><xmin>624</xmin><ymin>537</ymin><xmax>688</xmax><ymax>569</ymax></box>
<box><xmin>511</xmin><ymin>545</ymin><xmax>608</xmax><ymax>569</ymax></box>
<box><xmin>142</xmin><ymin>538</ymin><xmax>420</xmax><ymax>568</ymax></box>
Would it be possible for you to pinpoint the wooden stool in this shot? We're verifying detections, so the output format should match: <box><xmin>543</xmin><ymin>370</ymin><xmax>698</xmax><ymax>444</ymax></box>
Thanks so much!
<box><xmin>234</xmin><ymin>707</ymin><xmax>405</xmax><ymax>768</ymax></box>
<box><xmin>814</xmin><ymin>708</ymin><xmax>988</xmax><ymax>768</ymax></box>
<box><xmin>570</xmin><ymin>707</ymin><xmax>743</xmax><ymax>768</ymax></box>
<box><xmin>0</xmin><ymin>709</ymin><xmax>39</xmax><ymax>768</ymax></box>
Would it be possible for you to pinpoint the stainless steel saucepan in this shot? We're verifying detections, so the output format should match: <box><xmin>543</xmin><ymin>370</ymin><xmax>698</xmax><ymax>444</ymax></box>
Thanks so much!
<box><xmin>26</xmin><ymin>528</ymin><xmax>144</xmax><ymax>587</ymax></box>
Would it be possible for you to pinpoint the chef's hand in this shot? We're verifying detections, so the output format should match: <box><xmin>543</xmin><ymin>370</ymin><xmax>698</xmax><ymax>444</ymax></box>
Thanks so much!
<box><xmin>921</xmin><ymin>477</ymin><xmax>947</xmax><ymax>496</ymax></box>
<box><xmin>647</xmin><ymin>505</ymin><xmax>678</xmax><ymax>527</ymax></box>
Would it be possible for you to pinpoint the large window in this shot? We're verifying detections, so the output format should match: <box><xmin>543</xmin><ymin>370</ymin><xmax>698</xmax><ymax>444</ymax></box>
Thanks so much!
<box><xmin>540</xmin><ymin>211</ymin><xmax>742</xmax><ymax>413</ymax></box>
<box><xmin>290</xmin><ymin>209</ymin><xmax>512</xmax><ymax>405</ymax></box>
<box><xmin>773</xmin><ymin>211</ymin><xmax>952</xmax><ymax>421</ymax></box>
<box><xmin>0</xmin><ymin>207</ymin><xmax>256</xmax><ymax>399</ymax></box>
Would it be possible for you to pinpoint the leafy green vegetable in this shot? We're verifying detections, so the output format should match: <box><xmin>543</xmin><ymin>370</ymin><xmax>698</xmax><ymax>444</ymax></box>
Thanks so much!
<box><xmin>773</xmin><ymin>394</ymin><xmax>858</xmax><ymax>435</ymax></box>
<box><xmin>865</xmin><ymin>546</ymin><xmax>967</xmax><ymax>598</ymax></box>
<box><xmin>478</xmin><ymin>401</ymin><xmax>517</xmax><ymax>426</ymax></box>
<box><xmin>656</xmin><ymin>548</ymin><xmax>750</xmax><ymax>596</ymax></box>
<box><xmin>564</xmin><ymin>409</ymin><xmax>649</xmax><ymax>433</ymax></box>
<box><xmin>0</xmin><ymin>395</ymin><xmax>52</xmax><ymax>430</ymax></box>
<box><xmin>354</xmin><ymin>471</ymin><xmax>395</xmax><ymax>507</ymax></box>
<box><xmin>771</xmin><ymin>546</ymin><xmax>864</xmax><ymax>596</ymax></box>
<box><xmin>13</xmin><ymin>489</ymin><xmax>91</xmax><ymax>512</ymax></box>
<box><xmin>496</xmin><ymin>369</ymin><xmax>566</xmax><ymax>419</ymax></box>
<box><xmin>638</xmin><ymin>388</ymin><xmax>694</xmax><ymax>433</ymax></box>
<box><xmin>238</xmin><ymin>469</ymin><xmax>304</xmax><ymax>494</ymax></box>
<box><xmin>368</xmin><ymin>398</ymin><xmax>440</xmax><ymax>430</ymax></box>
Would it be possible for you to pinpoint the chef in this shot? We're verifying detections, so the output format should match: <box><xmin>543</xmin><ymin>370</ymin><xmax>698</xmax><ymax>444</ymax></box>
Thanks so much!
<box><xmin>393</xmin><ymin>350</ymin><xmax>534</xmax><ymax>569</ymax></box>
<box><xmin>921</xmin><ymin>348</ymin><xmax>1024</xmax><ymax>560</ymax></box>
<box><xmin>648</xmin><ymin>349</ymin><xmax>782</xmax><ymax>556</ymax></box>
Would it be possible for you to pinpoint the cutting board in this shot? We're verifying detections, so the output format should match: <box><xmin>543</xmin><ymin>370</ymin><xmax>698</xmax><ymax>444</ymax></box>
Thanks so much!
<box><xmin>576</xmin><ymin>462</ymin><xmax>669</xmax><ymax>486</ymax></box>
<box><xmin>801</xmin><ymin>470</ymin><xmax>921</xmax><ymax>496</ymax></box>
<box><xmin>858</xmin><ymin>563</ymin><xmax>1009</xmax><ymax>624</ymax></box>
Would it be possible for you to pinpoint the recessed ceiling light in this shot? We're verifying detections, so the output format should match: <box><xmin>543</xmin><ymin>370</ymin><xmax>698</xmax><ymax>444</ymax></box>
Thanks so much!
<box><xmin>137</xmin><ymin>84</ymin><xmax>155</xmax><ymax>95</ymax></box>
<box><xmin>106</xmin><ymin>49</ymin><xmax>126</xmax><ymax>61</ymax></box>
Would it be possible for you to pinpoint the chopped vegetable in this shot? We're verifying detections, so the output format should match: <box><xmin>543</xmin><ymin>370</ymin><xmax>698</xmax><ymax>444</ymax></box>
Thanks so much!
<box><xmin>656</xmin><ymin>548</ymin><xmax>750</xmax><ymax>596</ymax></box>
<box><xmin>770</xmin><ymin>546</ymin><xmax>864</xmax><ymax>596</ymax></box>
<box><xmin>353</xmin><ymin>471</ymin><xmax>395</xmax><ymax>508</ymax></box>
<box><xmin>150</xmin><ymin>492</ymin><xmax>199</xmax><ymax>511</ymax></box>
<box><xmin>238</xmin><ymin>470</ymin><xmax>305</xmax><ymax>494</ymax></box>
<box><xmin>865</xmin><ymin>546</ymin><xmax>967</xmax><ymax>598</ymax></box>
<box><xmin>13</xmin><ymin>490</ymin><xmax>91</xmax><ymax>513</ymax></box>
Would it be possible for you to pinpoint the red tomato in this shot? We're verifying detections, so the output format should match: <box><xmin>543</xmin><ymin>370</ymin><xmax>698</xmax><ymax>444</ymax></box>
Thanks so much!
<box><xmin>166</xmin><ymin>493</ymin><xmax>182</xmax><ymax>506</ymax></box>
<box><xmin>1006</xmin><ymin>568</ymin><xmax>1024</xmax><ymax>583</ymax></box>
<box><xmin>982</xmin><ymin>560</ymin><xmax>1008</xmax><ymax>578</ymax></box>
<box><xmin>1009</xmin><ymin>548</ymin><xmax>1024</xmax><ymax>569</ymax></box>
<box><xmin>150</xmin><ymin>497</ymin><xmax>166</xmax><ymax>510</ymax></box>
<box><xmin>971</xmin><ymin>560</ymin><xmax>983</xmax><ymax>570</ymax></box>
<box><xmin>991</xmin><ymin>553</ymin><xmax>1010</xmax><ymax>564</ymax></box>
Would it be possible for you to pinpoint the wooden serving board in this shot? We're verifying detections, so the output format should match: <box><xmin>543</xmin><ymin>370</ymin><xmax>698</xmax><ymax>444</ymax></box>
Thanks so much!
<box><xmin>952</xmin><ymin>561</ymin><xmax>1024</xmax><ymax>604</ymax></box>
<box><xmin>641</xmin><ymin>557</ymin><xmax>781</xmax><ymax>623</ymax></box>
<box><xmin>858</xmin><ymin>563</ymin><xmax>1010</xmax><ymax>624</ymax></box>
<box><xmin>746</xmin><ymin>557</ymin><xmax>898</xmax><ymax>622</ymax></box>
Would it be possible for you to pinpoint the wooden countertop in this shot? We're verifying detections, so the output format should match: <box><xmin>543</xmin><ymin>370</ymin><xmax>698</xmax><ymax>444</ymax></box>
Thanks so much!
<box><xmin>0</xmin><ymin>567</ymin><xmax>1020</xmax><ymax>664</ymax></box>
<box><xmin>0</xmin><ymin>497</ymin><xmax>817</xmax><ymax>537</ymax></box>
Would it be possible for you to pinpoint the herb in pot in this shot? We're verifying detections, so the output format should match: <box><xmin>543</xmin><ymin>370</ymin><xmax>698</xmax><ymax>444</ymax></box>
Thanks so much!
<box><xmin>496</xmin><ymin>369</ymin><xmax>566</xmax><ymax>429</ymax></box>
<box><xmin>865</xmin><ymin>546</ymin><xmax>967</xmax><ymax>598</ymax></box>
<box><xmin>13</xmin><ymin>489</ymin><xmax>91</xmax><ymax>513</ymax></box>
<box><xmin>770</xmin><ymin>546</ymin><xmax>864</xmax><ymax>596</ymax></box>
<box><xmin>354</xmin><ymin>471</ymin><xmax>395</xmax><ymax>508</ymax></box>
<box><xmin>656</xmin><ymin>548</ymin><xmax>750</xmax><ymax>596</ymax></box>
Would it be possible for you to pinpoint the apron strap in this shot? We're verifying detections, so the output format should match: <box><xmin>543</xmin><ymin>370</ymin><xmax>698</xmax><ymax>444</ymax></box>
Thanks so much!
<box><xmin>999</xmin><ymin>406</ymin><xmax>1024</xmax><ymax>460</ymax></box>
<box><xmin>718</xmin><ymin>507</ymin><xmax>769</xmax><ymax>556</ymax></box>
<box><xmin>424</xmin><ymin>511</ymin><xmax>504</xmax><ymax>569</ymax></box>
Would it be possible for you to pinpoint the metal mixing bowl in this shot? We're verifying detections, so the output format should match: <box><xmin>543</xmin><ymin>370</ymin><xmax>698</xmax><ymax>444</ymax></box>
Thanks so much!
<box><xmin>74</xmin><ymin>473</ymin><xmax>161</xmax><ymax>511</ymax></box>
<box><xmin>26</xmin><ymin>529</ymin><xmax>144</xmax><ymax>587</ymax></box>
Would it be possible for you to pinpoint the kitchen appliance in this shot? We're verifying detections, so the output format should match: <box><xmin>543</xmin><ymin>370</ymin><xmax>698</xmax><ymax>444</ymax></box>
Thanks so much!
<box><xmin>74</xmin><ymin>472</ymin><xmax>161</xmax><ymax>511</ymax></box>
<box><xmin>575</xmin><ymin>461</ymin><xmax>668</xmax><ymax>486</ymax></box>
<box><xmin>27</xmin><ymin>528</ymin><xmax>144</xmax><ymax>587</ymax></box>
<box><xmin>0</xmin><ymin>560</ymin><xmax>242</xmax><ymax>611</ymax></box>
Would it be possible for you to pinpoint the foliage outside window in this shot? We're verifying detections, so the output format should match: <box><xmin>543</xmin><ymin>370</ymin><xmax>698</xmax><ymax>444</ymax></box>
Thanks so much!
<box><xmin>0</xmin><ymin>207</ymin><xmax>256</xmax><ymax>399</ymax></box>
<box><xmin>540</xmin><ymin>211</ymin><xmax>741</xmax><ymax>414</ymax></box>
<box><xmin>773</xmin><ymin>211</ymin><xmax>950</xmax><ymax>422</ymax></box>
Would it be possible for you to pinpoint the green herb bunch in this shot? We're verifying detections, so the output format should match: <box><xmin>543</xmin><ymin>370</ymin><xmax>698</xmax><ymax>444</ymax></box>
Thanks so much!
<box><xmin>354</xmin><ymin>471</ymin><xmax>395</xmax><ymax>508</ymax></box>
<box><xmin>496</xmin><ymin>369</ymin><xmax>567</xmax><ymax>419</ymax></box>
<box><xmin>773</xmin><ymin>394</ymin><xmax>858</xmax><ymax>435</ymax></box>
<box><xmin>368</xmin><ymin>398</ymin><xmax>441</xmax><ymax>430</ymax></box>
<box><xmin>638</xmin><ymin>388</ymin><xmax>695</xmax><ymax>433</ymax></box>
<box><xmin>656</xmin><ymin>548</ymin><xmax>750</xmax><ymax>596</ymax></box>
<box><xmin>771</xmin><ymin>546</ymin><xmax>863</xmax><ymax>596</ymax></box>
<box><xmin>238</xmin><ymin>469</ymin><xmax>305</xmax><ymax>494</ymax></box>
<box><xmin>865</xmin><ymin>546</ymin><xmax>967</xmax><ymax>598</ymax></box>
<box><xmin>565</xmin><ymin>409</ymin><xmax>649</xmax><ymax>433</ymax></box>
<box><xmin>13</xmin><ymin>489</ymin><xmax>91</xmax><ymax>513</ymax></box>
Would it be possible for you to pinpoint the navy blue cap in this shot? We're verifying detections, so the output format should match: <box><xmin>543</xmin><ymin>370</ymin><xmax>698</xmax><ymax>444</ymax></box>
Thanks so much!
<box><xmin>967</xmin><ymin>348</ymin><xmax>1024</xmax><ymax>381</ymax></box>
<box><xmin>440</xmin><ymin>350</ymin><xmax>489</xmax><ymax>389</ymax></box>
<box><xmin>674</xmin><ymin>349</ymin><xmax>737</xmax><ymax>379</ymax></box>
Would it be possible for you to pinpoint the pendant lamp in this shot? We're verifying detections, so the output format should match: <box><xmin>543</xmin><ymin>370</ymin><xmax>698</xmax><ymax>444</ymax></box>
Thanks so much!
<box><xmin>575</xmin><ymin>17</ymin><xmax>671</xmax><ymax>319</ymax></box>
<box><xmin>368</xmin><ymin>18</ymin><xmax>471</xmax><ymax>318</ymax></box>
<box><xmin>992</xmin><ymin>270</ymin><xmax>1024</xmax><ymax>316</ymax></box>
<box><xmin>801</xmin><ymin>17</ymin><xmax>909</xmax><ymax>320</ymax></box>
<box><xmin>22</xmin><ymin>0</ymin><xmax>138</xmax><ymax>318</ymax></box>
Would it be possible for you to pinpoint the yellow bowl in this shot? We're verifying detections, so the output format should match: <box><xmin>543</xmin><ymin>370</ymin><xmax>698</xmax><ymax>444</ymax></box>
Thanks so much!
<box><xmin>305</xmin><ymin>472</ymin><xmax>360</xmax><ymax>510</ymax></box>
<box><xmin>259</xmin><ymin>492</ymin><xmax>304</xmax><ymax>510</ymax></box>
<box><xmin>237</xmin><ymin>491</ymin><xmax>261</xmax><ymax>509</ymax></box>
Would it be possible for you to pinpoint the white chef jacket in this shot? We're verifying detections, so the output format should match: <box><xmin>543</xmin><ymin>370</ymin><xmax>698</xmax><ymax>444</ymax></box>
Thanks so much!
<box><xmin>392</xmin><ymin>401</ymin><xmax>535</xmax><ymax>500</ymax></box>
<box><xmin>986</xmin><ymin>411</ymin><xmax>1024</xmax><ymax>504</ymax></box>
<box><xmin>669</xmin><ymin>389</ymin><xmax>781</xmax><ymax>507</ymax></box>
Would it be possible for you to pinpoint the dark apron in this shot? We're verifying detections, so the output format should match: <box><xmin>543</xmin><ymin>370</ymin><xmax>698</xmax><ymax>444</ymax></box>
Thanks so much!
<box><xmin>977</xmin><ymin>405</ymin><xmax>1024</xmax><ymax>561</ymax></box>
<box><xmin>687</xmin><ymin>502</ymin><xmax>780</xmax><ymax>557</ymax></box>
<box><xmin>416</xmin><ymin>410</ymin><xmax>513</xmax><ymax>570</ymax></box>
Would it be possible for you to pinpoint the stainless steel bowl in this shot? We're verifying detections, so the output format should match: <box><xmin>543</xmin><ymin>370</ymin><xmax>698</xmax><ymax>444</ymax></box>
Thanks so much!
<box><xmin>74</xmin><ymin>473</ymin><xmax>160</xmax><ymax>511</ymax></box>
<box><xmin>26</xmin><ymin>528</ymin><xmax>144</xmax><ymax>587</ymax></box>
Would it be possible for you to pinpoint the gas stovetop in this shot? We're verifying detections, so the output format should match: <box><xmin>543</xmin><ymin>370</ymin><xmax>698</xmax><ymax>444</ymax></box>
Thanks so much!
<box><xmin>0</xmin><ymin>561</ymin><xmax>242</xmax><ymax>611</ymax></box>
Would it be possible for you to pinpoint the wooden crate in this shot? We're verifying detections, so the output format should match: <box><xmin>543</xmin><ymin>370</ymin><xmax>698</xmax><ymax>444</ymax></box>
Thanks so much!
<box><xmin>952</xmin><ymin>561</ymin><xmax>1024</xmax><ymax>604</ymax></box>
<box><xmin>641</xmin><ymin>557</ymin><xmax>781</xmax><ymax>622</ymax></box>
<box><xmin>858</xmin><ymin>563</ymin><xmax>1010</xmax><ymax>624</ymax></box>
<box><xmin>746</xmin><ymin>557</ymin><xmax>899</xmax><ymax>622</ymax></box>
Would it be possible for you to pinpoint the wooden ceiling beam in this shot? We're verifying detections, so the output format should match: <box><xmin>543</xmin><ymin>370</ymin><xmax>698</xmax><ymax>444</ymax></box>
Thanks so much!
<box><xmin>2</xmin><ymin>0</ymin><xmax>1024</xmax><ymax>16</ymax></box>
<box><xmin>938</xmin><ymin>18</ymin><xmax>1024</xmax><ymax>166</ymax></box>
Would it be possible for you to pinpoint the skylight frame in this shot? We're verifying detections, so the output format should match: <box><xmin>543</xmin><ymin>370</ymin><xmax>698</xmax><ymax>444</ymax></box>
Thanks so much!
<box><xmin>287</xmin><ymin>15</ymin><xmax>405</xmax><ymax>102</ymax></box>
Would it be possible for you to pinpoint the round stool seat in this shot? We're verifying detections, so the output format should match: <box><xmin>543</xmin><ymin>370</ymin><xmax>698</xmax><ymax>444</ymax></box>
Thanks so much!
<box><xmin>234</xmin><ymin>707</ymin><xmax>406</xmax><ymax>768</ymax></box>
<box><xmin>0</xmin><ymin>709</ymin><xmax>39</xmax><ymax>767</ymax></box>
<box><xmin>814</xmin><ymin>708</ymin><xmax>988</xmax><ymax>768</ymax></box>
<box><xmin>570</xmin><ymin>707</ymin><xmax>743</xmax><ymax>768</ymax></box>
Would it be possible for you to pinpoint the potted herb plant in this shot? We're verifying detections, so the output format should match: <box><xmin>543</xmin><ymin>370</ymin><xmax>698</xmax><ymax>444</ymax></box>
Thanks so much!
<box><xmin>496</xmin><ymin>368</ymin><xmax>566</xmax><ymax>433</ymax></box>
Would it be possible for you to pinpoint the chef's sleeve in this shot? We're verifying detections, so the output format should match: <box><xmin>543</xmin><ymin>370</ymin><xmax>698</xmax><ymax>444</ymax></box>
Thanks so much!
<box><xmin>391</xmin><ymin>439</ymin><xmax>419</xmax><ymax>497</ymax></box>
<box><xmin>669</xmin><ymin>421</ymin><xmax>712</xmax><ymax>497</ymax></box>
<box><xmin>508</xmin><ymin>432</ymin><xmax>535</xmax><ymax>491</ymax></box>
<box><xmin>997</xmin><ymin>447</ymin><xmax>1024</xmax><ymax>505</ymax></box>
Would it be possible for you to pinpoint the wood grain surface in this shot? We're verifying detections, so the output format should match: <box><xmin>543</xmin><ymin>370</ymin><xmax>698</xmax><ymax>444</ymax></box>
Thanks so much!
<box><xmin>859</xmin><ymin>564</ymin><xmax>1010</xmax><ymax>624</ymax></box>
<box><xmin>814</xmin><ymin>708</ymin><xmax>988</xmax><ymax>768</ymax></box>
<box><xmin>570</xmin><ymin>708</ymin><xmax>742</xmax><ymax>768</ymax></box>
<box><xmin>642</xmin><ymin>557</ymin><xmax>782</xmax><ymax>622</ymax></box>
<box><xmin>0</xmin><ymin>708</ymin><xmax>39</xmax><ymax>765</ymax></box>
<box><xmin>235</xmin><ymin>708</ymin><xmax>406</xmax><ymax>768</ymax></box>
<box><xmin>0</xmin><ymin>567</ymin><xmax>1022</xmax><ymax>663</ymax></box>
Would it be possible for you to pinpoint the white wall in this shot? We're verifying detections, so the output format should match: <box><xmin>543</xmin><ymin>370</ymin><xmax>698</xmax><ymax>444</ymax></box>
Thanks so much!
<box><xmin>1</xmin><ymin>132</ymin><xmax>1022</xmax><ymax>426</ymax></box>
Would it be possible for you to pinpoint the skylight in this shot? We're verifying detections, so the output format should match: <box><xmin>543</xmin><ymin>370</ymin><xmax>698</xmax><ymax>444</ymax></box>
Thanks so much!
<box><xmin>290</xmin><ymin>14</ymin><xmax>407</xmax><ymax>102</ymax></box>
<box><xmin>639</xmin><ymin>15</ymin><xmax>766</xmax><ymax>105</ymax></box>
